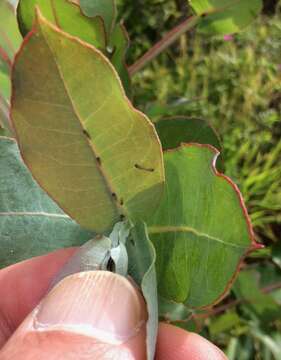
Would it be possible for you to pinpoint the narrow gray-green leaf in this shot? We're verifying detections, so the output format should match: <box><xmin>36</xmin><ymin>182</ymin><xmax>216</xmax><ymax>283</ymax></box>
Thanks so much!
<box><xmin>0</xmin><ymin>137</ymin><xmax>94</xmax><ymax>268</ymax></box>
<box><xmin>148</xmin><ymin>144</ymin><xmax>257</xmax><ymax>307</ymax></box>
<box><xmin>51</xmin><ymin>235</ymin><xmax>112</xmax><ymax>287</ymax></box>
<box><xmin>11</xmin><ymin>11</ymin><xmax>164</xmax><ymax>233</ymax></box>
<box><xmin>127</xmin><ymin>222</ymin><xmax>158</xmax><ymax>360</ymax></box>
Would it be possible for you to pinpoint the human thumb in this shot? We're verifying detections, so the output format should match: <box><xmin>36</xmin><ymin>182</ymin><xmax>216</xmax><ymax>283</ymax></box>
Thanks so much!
<box><xmin>0</xmin><ymin>271</ymin><xmax>148</xmax><ymax>359</ymax></box>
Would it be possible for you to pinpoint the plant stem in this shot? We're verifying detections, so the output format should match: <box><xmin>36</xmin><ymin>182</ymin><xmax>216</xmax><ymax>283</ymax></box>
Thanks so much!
<box><xmin>128</xmin><ymin>15</ymin><xmax>200</xmax><ymax>75</ymax></box>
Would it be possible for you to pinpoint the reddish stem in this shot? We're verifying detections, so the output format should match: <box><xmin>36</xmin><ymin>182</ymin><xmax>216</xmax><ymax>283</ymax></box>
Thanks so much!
<box><xmin>128</xmin><ymin>16</ymin><xmax>200</xmax><ymax>75</ymax></box>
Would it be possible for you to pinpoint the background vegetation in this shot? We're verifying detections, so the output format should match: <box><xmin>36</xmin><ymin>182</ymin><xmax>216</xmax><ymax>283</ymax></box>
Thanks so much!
<box><xmin>119</xmin><ymin>0</ymin><xmax>281</xmax><ymax>358</ymax></box>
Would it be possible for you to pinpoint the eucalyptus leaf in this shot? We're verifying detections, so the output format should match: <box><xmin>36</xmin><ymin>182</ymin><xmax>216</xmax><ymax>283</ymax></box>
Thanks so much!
<box><xmin>17</xmin><ymin>0</ymin><xmax>106</xmax><ymax>50</ymax></box>
<box><xmin>0</xmin><ymin>137</ymin><xmax>94</xmax><ymax>268</ymax></box>
<box><xmin>190</xmin><ymin>0</ymin><xmax>262</xmax><ymax>34</ymax></box>
<box><xmin>79</xmin><ymin>0</ymin><xmax>117</xmax><ymax>38</ymax></box>
<box><xmin>155</xmin><ymin>117</ymin><xmax>222</xmax><ymax>151</ymax></box>
<box><xmin>155</xmin><ymin>116</ymin><xmax>223</xmax><ymax>170</ymax></box>
<box><xmin>51</xmin><ymin>235</ymin><xmax>112</xmax><ymax>287</ymax></box>
<box><xmin>127</xmin><ymin>222</ymin><xmax>158</xmax><ymax>360</ymax></box>
<box><xmin>0</xmin><ymin>0</ymin><xmax>21</xmax><ymax>60</ymax></box>
<box><xmin>0</xmin><ymin>97</ymin><xmax>13</xmax><ymax>137</ymax></box>
<box><xmin>0</xmin><ymin>0</ymin><xmax>21</xmax><ymax>103</ymax></box>
<box><xmin>11</xmin><ymin>11</ymin><xmax>164</xmax><ymax>233</ymax></box>
<box><xmin>148</xmin><ymin>144</ymin><xmax>256</xmax><ymax>307</ymax></box>
<box><xmin>0</xmin><ymin>68</ymin><xmax>11</xmax><ymax>101</ymax></box>
<box><xmin>110</xmin><ymin>23</ymin><xmax>131</xmax><ymax>96</ymax></box>
<box><xmin>108</xmin><ymin>220</ymin><xmax>131</xmax><ymax>276</ymax></box>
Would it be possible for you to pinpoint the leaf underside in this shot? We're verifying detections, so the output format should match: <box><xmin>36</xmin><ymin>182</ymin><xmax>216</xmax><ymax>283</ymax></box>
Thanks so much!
<box><xmin>11</xmin><ymin>12</ymin><xmax>164</xmax><ymax>233</ymax></box>
<box><xmin>0</xmin><ymin>137</ymin><xmax>93</xmax><ymax>268</ymax></box>
<box><xmin>17</xmin><ymin>0</ymin><xmax>131</xmax><ymax>95</ymax></box>
<box><xmin>148</xmin><ymin>144</ymin><xmax>256</xmax><ymax>308</ymax></box>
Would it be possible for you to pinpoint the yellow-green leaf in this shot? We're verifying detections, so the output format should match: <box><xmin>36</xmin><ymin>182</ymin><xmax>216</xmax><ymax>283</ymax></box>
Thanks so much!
<box><xmin>11</xmin><ymin>11</ymin><xmax>164</xmax><ymax>233</ymax></box>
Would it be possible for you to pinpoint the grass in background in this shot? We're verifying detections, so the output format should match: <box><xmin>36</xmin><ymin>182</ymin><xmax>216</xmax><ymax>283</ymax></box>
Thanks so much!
<box><xmin>130</xmin><ymin>13</ymin><xmax>281</xmax><ymax>245</ymax></box>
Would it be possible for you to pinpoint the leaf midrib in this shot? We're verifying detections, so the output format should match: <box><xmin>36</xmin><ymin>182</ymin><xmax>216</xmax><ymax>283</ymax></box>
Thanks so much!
<box><xmin>148</xmin><ymin>225</ymin><xmax>247</xmax><ymax>249</ymax></box>
<box><xmin>0</xmin><ymin>211</ymin><xmax>69</xmax><ymax>218</ymax></box>
<box><xmin>39</xmin><ymin>22</ymin><xmax>124</xmax><ymax>218</ymax></box>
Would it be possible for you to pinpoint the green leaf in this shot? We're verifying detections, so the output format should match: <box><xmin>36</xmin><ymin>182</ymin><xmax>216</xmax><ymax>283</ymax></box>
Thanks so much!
<box><xmin>0</xmin><ymin>137</ymin><xmax>93</xmax><ymax>268</ymax></box>
<box><xmin>51</xmin><ymin>235</ymin><xmax>112</xmax><ymax>286</ymax></box>
<box><xmin>0</xmin><ymin>0</ymin><xmax>21</xmax><ymax>60</ymax></box>
<box><xmin>52</xmin><ymin>221</ymin><xmax>131</xmax><ymax>286</ymax></box>
<box><xmin>79</xmin><ymin>0</ymin><xmax>117</xmax><ymax>38</ymax></box>
<box><xmin>127</xmin><ymin>222</ymin><xmax>158</xmax><ymax>360</ymax></box>
<box><xmin>17</xmin><ymin>0</ymin><xmax>106</xmax><ymax>50</ymax></box>
<box><xmin>11</xmin><ymin>12</ymin><xmax>164</xmax><ymax>233</ymax></box>
<box><xmin>155</xmin><ymin>117</ymin><xmax>224</xmax><ymax>171</ymax></box>
<box><xmin>155</xmin><ymin>117</ymin><xmax>222</xmax><ymax>151</ymax></box>
<box><xmin>0</xmin><ymin>97</ymin><xmax>13</xmax><ymax>137</ymax></box>
<box><xmin>148</xmin><ymin>144</ymin><xmax>255</xmax><ymax>307</ymax></box>
<box><xmin>0</xmin><ymin>67</ymin><xmax>11</xmax><ymax>101</ymax></box>
<box><xmin>190</xmin><ymin>0</ymin><xmax>263</xmax><ymax>34</ymax></box>
<box><xmin>110</xmin><ymin>24</ymin><xmax>131</xmax><ymax>97</ymax></box>
<box><xmin>0</xmin><ymin>0</ymin><xmax>21</xmax><ymax>104</ymax></box>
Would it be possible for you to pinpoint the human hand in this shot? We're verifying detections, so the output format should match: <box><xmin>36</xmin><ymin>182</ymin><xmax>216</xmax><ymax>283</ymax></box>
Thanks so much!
<box><xmin>0</xmin><ymin>248</ymin><xmax>228</xmax><ymax>359</ymax></box>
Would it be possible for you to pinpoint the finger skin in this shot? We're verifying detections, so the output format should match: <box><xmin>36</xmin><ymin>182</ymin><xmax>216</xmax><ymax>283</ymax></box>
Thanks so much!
<box><xmin>0</xmin><ymin>248</ymin><xmax>76</xmax><ymax>346</ymax></box>
<box><xmin>0</xmin><ymin>250</ymin><xmax>227</xmax><ymax>360</ymax></box>
<box><xmin>156</xmin><ymin>323</ymin><xmax>228</xmax><ymax>360</ymax></box>
<box><xmin>0</xmin><ymin>328</ymin><xmax>147</xmax><ymax>359</ymax></box>
<box><xmin>0</xmin><ymin>271</ymin><xmax>147</xmax><ymax>360</ymax></box>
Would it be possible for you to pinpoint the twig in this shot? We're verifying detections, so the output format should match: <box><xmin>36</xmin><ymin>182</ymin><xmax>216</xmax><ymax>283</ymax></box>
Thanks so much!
<box><xmin>128</xmin><ymin>15</ymin><xmax>200</xmax><ymax>75</ymax></box>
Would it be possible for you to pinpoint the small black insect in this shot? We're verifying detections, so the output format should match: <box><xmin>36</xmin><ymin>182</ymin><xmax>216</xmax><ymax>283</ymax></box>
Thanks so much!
<box><xmin>134</xmin><ymin>164</ymin><xmax>155</xmax><ymax>172</ymax></box>
<box><xmin>120</xmin><ymin>214</ymin><xmax>125</xmax><ymax>221</ymax></box>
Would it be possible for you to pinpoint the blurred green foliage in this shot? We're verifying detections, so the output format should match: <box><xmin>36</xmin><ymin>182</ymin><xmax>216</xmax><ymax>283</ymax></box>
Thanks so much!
<box><xmin>120</xmin><ymin>1</ymin><xmax>281</xmax><ymax>245</ymax></box>
<box><xmin>118</xmin><ymin>1</ymin><xmax>281</xmax><ymax>358</ymax></box>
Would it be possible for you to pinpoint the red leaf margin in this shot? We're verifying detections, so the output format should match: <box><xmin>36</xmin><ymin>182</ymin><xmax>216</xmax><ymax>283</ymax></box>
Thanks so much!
<box><xmin>163</xmin><ymin>142</ymin><xmax>263</xmax><ymax>309</ymax></box>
